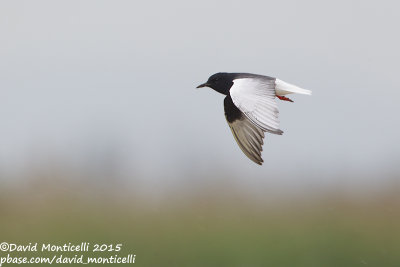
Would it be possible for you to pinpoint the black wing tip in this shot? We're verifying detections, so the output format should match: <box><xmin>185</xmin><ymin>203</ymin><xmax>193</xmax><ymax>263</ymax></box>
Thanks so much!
<box><xmin>254</xmin><ymin>158</ymin><xmax>264</xmax><ymax>165</ymax></box>
<box><xmin>265</xmin><ymin>129</ymin><xmax>283</xmax><ymax>135</ymax></box>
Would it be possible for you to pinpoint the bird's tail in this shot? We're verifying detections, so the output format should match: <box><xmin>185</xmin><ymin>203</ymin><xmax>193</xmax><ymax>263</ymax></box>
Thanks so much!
<box><xmin>275</xmin><ymin>79</ymin><xmax>312</xmax><ymax>96</ymax></box>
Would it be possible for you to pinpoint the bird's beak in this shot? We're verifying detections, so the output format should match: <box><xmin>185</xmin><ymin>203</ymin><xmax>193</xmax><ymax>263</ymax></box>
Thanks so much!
<box><xmin>196</xmin><ymin>82</ymin><xmax>209</xmax><ymax>88</ymax></box>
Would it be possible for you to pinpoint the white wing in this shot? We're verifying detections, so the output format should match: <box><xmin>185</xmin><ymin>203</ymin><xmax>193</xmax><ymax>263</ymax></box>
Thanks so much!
<box><xmin>230</xmin><ymin>77</ymin><xmax>283</xmax><ymax>135</ymax></box>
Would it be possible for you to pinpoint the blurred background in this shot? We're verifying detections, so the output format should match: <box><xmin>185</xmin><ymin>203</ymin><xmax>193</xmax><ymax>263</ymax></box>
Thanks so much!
<box><xmin>1</xmin><ymin>0</ymin><xmax>399</xmax><ymax>266</ymax></box>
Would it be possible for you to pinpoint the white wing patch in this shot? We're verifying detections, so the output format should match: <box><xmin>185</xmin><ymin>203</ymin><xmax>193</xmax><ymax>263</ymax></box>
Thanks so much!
<box><xmin>227</xmin><ymin>116</ymin><xmax>265</xmax><ymax>165</ymax></box>
<box><xmin>230</xmin><ymin>78</ymin><xmax>283</xmax><ymax>135</ymax></box>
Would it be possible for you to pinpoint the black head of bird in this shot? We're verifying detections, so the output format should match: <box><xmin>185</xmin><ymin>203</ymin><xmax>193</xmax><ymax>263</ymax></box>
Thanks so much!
<box><xmin>196</xmin><ymin>72</ymin><xmax>234</xmax><ymax>95</ymax></box>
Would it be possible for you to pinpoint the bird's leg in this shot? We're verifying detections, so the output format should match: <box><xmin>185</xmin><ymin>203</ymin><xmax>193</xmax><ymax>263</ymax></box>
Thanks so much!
<box><xmin>276</xmin><ymin>95</ymin><xmax>294</xmax><ymax>102</ymax></box>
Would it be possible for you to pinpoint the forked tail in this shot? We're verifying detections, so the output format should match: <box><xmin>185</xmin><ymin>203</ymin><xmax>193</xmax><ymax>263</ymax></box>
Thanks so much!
<box><xmin>275</xmin><ymin>79</ymin><xmax>312</xmax><ymax>96</ymax></box>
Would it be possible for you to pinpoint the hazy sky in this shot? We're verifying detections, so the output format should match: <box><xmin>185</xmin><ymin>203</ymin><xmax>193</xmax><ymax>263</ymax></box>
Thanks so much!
<box><xmin>1</xmin><ymin>0</ymin><xmax>399</xmax><ymax>187</ymax></box>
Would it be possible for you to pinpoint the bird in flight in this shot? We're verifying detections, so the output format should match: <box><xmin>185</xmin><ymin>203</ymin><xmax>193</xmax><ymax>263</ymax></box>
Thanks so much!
<box><xmin>197</xmin><ymin>72</ymin><xmax>311</xmax><ymax>165</ymax></box>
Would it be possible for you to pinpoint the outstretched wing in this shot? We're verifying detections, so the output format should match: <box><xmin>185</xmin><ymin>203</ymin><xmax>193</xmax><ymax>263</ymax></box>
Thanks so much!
<box><xmin>224</xmin><ymin>95</ymin><xmax>265</xmax><ymax>165</ymax></box>
<box><xmin>229</xmin><ymin>76</ymin><xmax>283</xmax><ymax>135</ymax></box>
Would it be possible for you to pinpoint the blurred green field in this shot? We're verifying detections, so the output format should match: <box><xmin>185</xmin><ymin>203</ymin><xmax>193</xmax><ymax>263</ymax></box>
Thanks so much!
<box><xmin>1</xmin><ymin>179</ymin><xmax>399</xmax><ymax>267</ymax></box>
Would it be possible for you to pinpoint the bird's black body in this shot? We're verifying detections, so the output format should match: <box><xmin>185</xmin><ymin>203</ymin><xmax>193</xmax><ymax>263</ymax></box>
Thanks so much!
<box><xmin>197</xmin><ymin>72</ymin><xmax>275</xmax><ymax>95</ymax></box>
<box><xmin>223</xmin><ymin>95</ymin><xmax>242</xmax><ymax>123</ymax></box>
<box><xmin>198</xmin><ymin>72</ymin><xmax>277</xmax><ymax>126</ymax></box>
